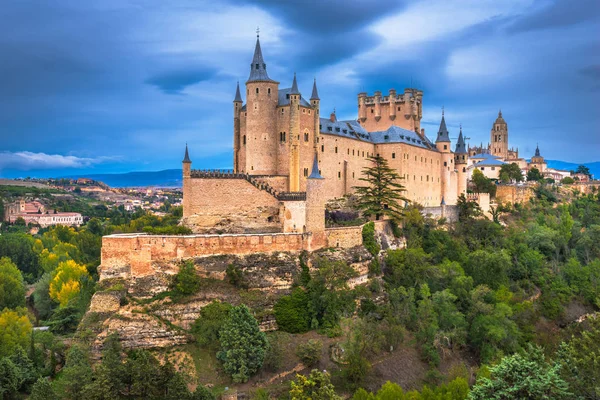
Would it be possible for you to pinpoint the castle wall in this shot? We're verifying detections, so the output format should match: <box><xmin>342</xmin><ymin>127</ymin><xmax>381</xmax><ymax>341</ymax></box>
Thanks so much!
<box><xmin>183</xmin><ymin>177</ymin><xmax>281</xmax><ymax>233</ymax></box>
<box><xmin>281</xmin><ymin>200</ymin><xmax>306</xmax><ymax>233</ymax></box>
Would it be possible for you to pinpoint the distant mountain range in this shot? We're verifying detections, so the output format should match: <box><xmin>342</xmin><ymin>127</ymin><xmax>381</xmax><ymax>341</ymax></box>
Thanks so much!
<box><xmin>63</xmin><ymin>160</ymin><xmax>599</xmax><ymax>188</ymax></box>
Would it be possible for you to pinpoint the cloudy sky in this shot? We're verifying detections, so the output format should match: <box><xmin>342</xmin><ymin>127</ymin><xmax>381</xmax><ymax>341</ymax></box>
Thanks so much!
<box><xmin>1</xmin><ymin>0</ymin><xmax>598</xmax><ymax>178</ymax></box>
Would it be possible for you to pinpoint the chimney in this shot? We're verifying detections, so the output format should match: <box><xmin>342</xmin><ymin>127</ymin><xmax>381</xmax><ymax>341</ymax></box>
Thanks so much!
<box><xmin>330</xmin><ymin>112</ymin><xmax>336</xmax><ymax>122</ymax></box>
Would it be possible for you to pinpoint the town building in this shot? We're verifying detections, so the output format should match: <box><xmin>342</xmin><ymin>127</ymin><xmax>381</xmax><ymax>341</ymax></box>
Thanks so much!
<box><xmin>4</xmin><ymin>199</ymin><xmax>83</xmax><ymax>227</ymax></box>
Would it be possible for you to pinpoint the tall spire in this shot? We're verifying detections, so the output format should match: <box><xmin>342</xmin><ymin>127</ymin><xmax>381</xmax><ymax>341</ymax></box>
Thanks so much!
<box><xmin>310</xmin><ymin>78</ymin><xmax>320</xmax><ymax>100</ymax></box>
<box><xmin>308</xmin><ymin>153</ymin><xmax>323</xmax><ymax>179</ymax></box>
<box><xmin>182</xmin><ymin>143</ymin><xmax>191</xmax><ymax>163</ymax></box>
<box><xmin>247</xmin><ymin>31</ymin><xmax>273</xmax><ymax>82</ymax></box>
<box><xmin>535</xmin><ymin>143</ymin><xmax>540</xmax><ymax>157</ymax></box>
<box><xmin>290</xmin><ymin>72</ymin><xmax>300</xmax><ymax>95</ymax></box>
<box><xmin>436</xmin><ymin>110</ymin><xmax>450</xmax><ymax>143</ymax></box>
<box><xmin>455</xmin><ymin>125</ymin><xmax>467</xmax><ymax>154</ymax></box>
<box><xmin>233</xmin><ymin>81</ymin><xmax>242</xmax><ymax>102</ymax></box>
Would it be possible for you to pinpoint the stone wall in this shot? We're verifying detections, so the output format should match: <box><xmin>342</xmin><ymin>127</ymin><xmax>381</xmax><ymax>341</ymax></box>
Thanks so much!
<box><xmin>496</xmin><ymin>184</ymin><xmax>534</xmax><ymax>204</ymax></box>
<box><xmin>422</xmin><ymin>205</ymin><xmax>459</xmax><ymax>222</ymax></box>
<box><xmin>182</xmin><ymin>177</ymin><xmax>281</xmax><ymax>234</ymax></box>
<box><xmin>325</xmin><ymin>225</ymin><xmax>363</xmax><ymax>248</ymax></box>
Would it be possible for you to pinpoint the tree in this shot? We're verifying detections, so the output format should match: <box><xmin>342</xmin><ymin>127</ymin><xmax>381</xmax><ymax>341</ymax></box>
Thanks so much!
<box><xmin>58</xmin><ymin>345</ymin><xmax>93</xmax><ymax>400</ymax></box>
<box><xmin>289</xmin><ymin>369</ymin><xmax>341</xmax><ymax>400</ymax></box>
<box><xmin>527</xmin><ymin>167</ymin><xmax>543</xmax><ymax>182</ymax></box>
<box><xmin>471</xmin><ymin>169</ymin><xmax>496</xmax><ymax>196</ymax></box>
<box><xmin>217</xmin><ymin>305</ymin><xmax>269</xmax><ymax>383</ymax></box>
<box><xmin>0</xmin><ymin>307</ymin><xmax>32</xmax><ymax>357</ymax></box>
<box><xmin>0</xmin><ymin>234</ymin><xmax>41</xmax><ymax>283</ymax></box>
<box><xmin>499</xmin><ymin>163</ymin><xmax>523</xmax><ymax>183</ymax></box>
<box><xmin>0</xmin><ymin>257</ymin><xmax>26</xmax><ymax>310</ymax></box>
<box><xmin>49</xmin><ymin>260</ymin><xmax>90</xmax><ymax>307</ymax></box>
<box><xmin>170</xmin><ymin>260</ymin><xmax>201</xmax><ymax>299</ymax></box>
<box><xmin>354</xmin><ymin>155</ymin><xmax>408</xmax><ymax>220</ymax></box>
<box><xmin>576</xmin><ymin>164</ymin><xmax>591</xmax><ymax>178</ymax></box>
<box><xmin>123</xmin><ymin>350</ymin><xmax>162</xmax><ymax>399</ymax></box>
<box><xmin>274</xmin><ymin>288</ymin><xmax>310</xmax><ymax>333</ymax></box>
<box><xmin>0</xmin><ymin>357</ymin><xmax>20</xmax><ymax>400</ymax></box>
<box><xmin>191</xmin><ymin>385</ymin><xmax>216</xmax><ymax>400</ymax></box>
<box><xmin>470</xmin><ymin>345</ymin><xmax>571</xmax><ymax>399</ymax></box>
<box><xmin>561</xmin><ymin>176</ymin><xmax>575</xmax><ymax>184</ymax></box>
<box><xmin>557</xmin><ymin>316</ymin><xmax>600</xmax><ymax>399</ymax></box>
<box><xmin>457</xmin><ymin>194</ymin><xmax>482</xmax><ymax>222</ymax></box>
<box><xmin>30</xmin><ymin>377</ymin><xmax>56</xmax><ymax>400</ymax></box>
<box><xmin>191</xmin><ymin>301</ymin><xmax>232</xmax><ymax>349</ymax></box>
<box><xmin>465</xmin><ymin>250</ymin><xmax>511</xmax><ymax>289</ymax></box>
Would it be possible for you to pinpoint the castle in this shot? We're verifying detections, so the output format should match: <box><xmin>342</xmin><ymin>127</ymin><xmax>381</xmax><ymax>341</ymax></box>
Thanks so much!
<box><xmin>182</xmin><ymin>34</ymin><xmax>470</xmax><ymax>239</ymax></box>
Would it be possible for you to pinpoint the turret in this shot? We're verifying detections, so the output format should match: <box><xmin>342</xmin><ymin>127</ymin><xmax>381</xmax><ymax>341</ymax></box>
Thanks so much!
<box><xmin>389</xmin><ymin>88</ymin><xmax>397</xmax><ymax>120</ymax></box>
<box><xmin>358</xmin><ymin>92</ymin><xmax>367</xmax><ymax>122</ymax></box>
<box><xmin>374</xmin><ymin>90</ymin><xmax>382</xmax><ymax>121</ymax></box>
<box><xmin>244</xmin><ymin>32</ymin><xmax>279</xmax><ymax>175</ymax></box>
<box><xmin>454</xmin><ymin>126</ymin><xmax>468</xmax><ymax>197</ymax></box>
<box><xmin>490</xmin><ymin>109</ymin><xmax>509</xmax><ymax>160</ymax></box>
<box><xmin>182</xmin><ymin>144</ymin><xmax>192</xmax><ymax>218</ymax></box>
<box><xmin>305</xmin><ymin>153</ymin><xmax>326</xmax><ymax>250</ymax></box>
<box><xmin>233</xmin><ymin>82</ymin><xmax>242</xmax><ymax>172</ymax></box>
<box><xmin>435</xmin><ymin>109</ymin><xmax>451</xmax><ymax>152</ymax></box>
<box><xmin>310</xmin><ymin>79</ymin><xmax>321</xmax><ymax>154</ymax></box>
<box><xmin>289</xmin><ymin>73</ymin><xmax>301</xmax><ymax>191</ymax></box>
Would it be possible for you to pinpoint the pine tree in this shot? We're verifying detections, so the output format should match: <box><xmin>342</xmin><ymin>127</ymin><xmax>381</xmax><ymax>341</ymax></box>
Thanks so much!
<box><xmin>30</xmin><ymin>377</ymin><xmax>56</xmax><ymax>400</ymax></box>
<box><xmin>354</xmin><ymin>155</ymin><xmax>408</xmax><ymax>221</ymax></box>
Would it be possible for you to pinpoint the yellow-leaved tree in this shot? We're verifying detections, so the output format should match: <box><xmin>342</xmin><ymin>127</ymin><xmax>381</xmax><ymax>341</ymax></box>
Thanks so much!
<box><xmin>49</xmin><ymin>260</ymin><xmax>90</xmax><ymax>307</ymax></box>
<box><xmin>0</xmin><ymin>307</ymin><xmax>32</xmax><ymax>357</ymax></box>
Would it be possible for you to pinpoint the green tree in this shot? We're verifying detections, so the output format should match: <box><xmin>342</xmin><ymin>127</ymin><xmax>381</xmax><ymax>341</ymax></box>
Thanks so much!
<box><xmin>527</xmin><ymin>167</ymin><xmax>543</xmax><ymax>182</ymax></box>
<box><xmin>191</xmin><ymin>301</ymin><xmax>232</xmax><ymax>349</ymax></box>
<box><xmin>217</xmin><ymin>305</ymin><xmax>268</xmax><ymax>383</ymax></box>
<box><xmin>0</xmin><ymin>257</ymin><xmax>26</xmax><ymax>310</ymax></box>
<box><xmin>354</xmin><ymin>155</ymin><xmax>408</xmax><ymax>220</ymax></box>
<box><xmin>576</xmin><ymin>164</ymin><xmax>591</xmax><ymax>178</ymax></box>
<box><xmin>0</xmin><ymin>234</ymin><xmax>40</xmax><ymax>283</ymax></box>
<box><xmin>470</xmin><ymin>345</ymin><xmax>571</xmax><ymax>399</ymax></box>
<box><xmin>465</xmin><ymin>250</ymin><xmax>511</xmax><ymax>289</ymax></box>
<box><xmin>499</xmin><ymin>163</ymin><xmax>523</xmax><ymax>183</ymax></box>
<box><xmin>0</xmin><ymin>357</ymin><xmax>20</xmax><ymax>400</ymax></box>
<box><xmin>58</xmin><ymin>345</ymin><xmax>93</xmax><ymax>400</ymax></box>
<box><xmin>416</xmin><ymin>284</ymin><xmax>440</xmax><ymax>365</ymax></box>
<box><xmin>557</xmin><ymin>316</ymin><xmax>600</xmax><ymax>399</ymax></box>
<box><xmin>456</xmin><ymin>194</ymin><xmax>482</xmax><ymax>222</ymax></box>
<box><xmin>290</xmin><ymin>369</ymin><xmax>341</xmax><ymax>400</ymax></box>
<box><xmin>471</xmin><ymin>169</ymin><xmax>497</xmax><ymax>196</ymax></box>
<box><xmin>170</xmin><ymin>260</ymin><xmax>201</xmax><ymax>299</ymax></box>
<box><xmin>560</xmin><ymin>176</ymin><xmax>575</xmax><ymax>184</ymax></box>
<box><xmin>274</xmin><ymin>288</ymin><xmax>310</xmax><ymax>333</ymax></box>
<box><xmin>83</xmin><ymin>334</ymin><xmax>125</xmax><ymax>400</ymax></box>
<box><xmin>30</xmin><ymin>377</ymin><xmax>56</xmax><ymax>400</ymax></box>
<box><xmin>191</xmin><ymin>385</ymin><xmax>216</xmax><ymax>400</ymax></box>
<box><xmin>123</xmin><ymin>350</ymin><xmax>162</xmax><ymax>399</ymax></box>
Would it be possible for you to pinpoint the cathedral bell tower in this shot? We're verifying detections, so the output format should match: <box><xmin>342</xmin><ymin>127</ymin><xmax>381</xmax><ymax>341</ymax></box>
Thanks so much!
<box><xmin>490</xmin><ymin>110</ymin><xmax>508</xmax><ymax>160</ymax></box>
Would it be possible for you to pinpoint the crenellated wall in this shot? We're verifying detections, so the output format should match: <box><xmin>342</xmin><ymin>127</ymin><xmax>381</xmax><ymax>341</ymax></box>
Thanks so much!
<box><xmin>495</xmin><ymin>184</ymin><xmax>534</xmax><ymax>204</ymax></box>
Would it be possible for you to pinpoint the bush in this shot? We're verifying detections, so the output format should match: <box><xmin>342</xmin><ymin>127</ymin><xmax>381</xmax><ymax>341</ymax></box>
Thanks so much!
<box><xmin>225</xmin><ymin>264</ymin><xmax>248</xmax><ymax>289</ymax></box>
<box><xmin>561</xmin><ymin>177</ymin><xmax>575</xmax><ymax>185</ymax></box>
<box><xmin>170</xmin><ymin>260</ymin><xmax>201</xmax><ymax>299</ymax></box>
<box><xmin>362</xmin><ymin>222</ymin><xmax>380</xmax><ymax>256</ymax></box>
<box><xmin>274</xmin><ymin>288</ymin><xmax>311</xmax><ymax>333</ymax></box>
<box><xmin>191</xmin><ymin>301</ymin><xmax>232</xmax><ymax>349</ymax></box>
<box><xmin>296</xmin><ymin>339</ymin><xmax>322</xmax><ymax>367</ymax></box>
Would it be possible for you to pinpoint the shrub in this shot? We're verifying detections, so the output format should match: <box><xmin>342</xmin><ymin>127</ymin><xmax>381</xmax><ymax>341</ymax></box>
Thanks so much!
<box><xmin>191</xmin><ymin>301</ymin><xmax>232</xmax><ymax>349</ymax></box>
<box><xmin>225</xmin><ymin>264</ymin><xmax>248</xmax><ymax>289</ymax></box>
<box><xmin>170</xmin><ymin>260</ymin><xmax>201</xmax><ymax>299</ymax></box>
<box><xmin>362</xmin><ymin>222</ymin><xmax>380</xmax><ymax>256</ymax></box>
<box><xmin>296</xmin><ymin>339</ymin><xmax>322</xmax><ymax>367</ymax></box>
<box><xmin>274</xmin><ymin>288</ymin><xmax>311</xmax><ymax>333</ymax></box>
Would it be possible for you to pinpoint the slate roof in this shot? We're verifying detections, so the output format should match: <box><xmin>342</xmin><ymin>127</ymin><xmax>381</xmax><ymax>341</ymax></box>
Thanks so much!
<box><xmin>182</xmin><ymin>144</ymin><xmax>191</xmax><ymax>163</ymax></box>
<box><xmin>471</xmin><ymin>152</ymin><xmax>501</xmax><ymax>159</ymax></box>
<box><xmin>234</xmin><ymin>82</ymin><xmax>242</xmax><ymax>102</ymax></box>
<box><xmin>436</xmin><ymin>114</ymin><xmax>450</xmax><ymax>143</ymax></box>
<box><xmin>277</xmin><ymin>88</ymin><xmax>312</xmax><ymax>107</ymax></box>
<box><xmin>308</xmin><ymin>154</ymin><xmax>323</xmax><ymax>179</ymax></box>
<box><xmin>247</xmin><ymin>36</ymin><xmax>276</xmax><ymax>83</ymax></box>
<box><xmin>290</xmin><ymin>73</ymin><xmax>300</xmax><ymax>95</ymax></box>
<box><xmin>319</xmin><ymin>119</ymin><xmax>434</xmax><ymax>149</ymax></box>
<box><xmin>310</xmin><ymin>79</ymin><xmax>320</xmax><ymax>100</ymax></box>
<box><xmin>473</xmin><ymin>158</ymin><xmax>506</xmax><ymax>167</ymax></box>
<box><xmin>455</xmin><ymin>128</ymin><xmax>467</xmax><ymax>154</ymax></box>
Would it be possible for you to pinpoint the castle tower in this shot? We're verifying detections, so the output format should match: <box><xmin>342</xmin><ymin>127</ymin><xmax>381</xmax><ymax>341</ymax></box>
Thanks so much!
<box><xmin>305</xmin><ymin>153</ymin><xmax>326</xmax><ymax>250</ymax></box>
<box><xmin>389</xmin><ymin>88</ymin><xmax>397</xmax><ymax>120</ymax></box>
<box><xmin>310</xmin><ymin>79</ymin><xmax>321</xmax><ymax>156</ymax></box>
<box><xmin>373</xmin><ymin>91</ymin><xmax>382</xmax><ymax>121</ymax></box>
<box><xmin>530</xmin><ymin>144</ymin><xmax>546</xmax><ymax>172</ymax></box>
<box><xmin>454</xmin><ymin>125</ymin><xmax>468</xmax><ymax>197</ymax></box>
<box><xmin>243</xmin><ymin>32</ymin><xmax>279</xmax><ymax>175</ymax></box>
<box><xmin>490</xmin><ymin>110</ymin><xmax>508</xmax><ymax>160</ymax></box>
<box><xmin>182</xmin><ymin>144</ymin><xmax>192</xmax><ymax>218</ymax></box>
<box><xmin>436</xmin><ymin>111</ymin><xmax>455</xmax><ymax>205</ymax></box>
<box><xmin>289</xmin><ymin>73</ymin><xmax>301</xmax><ymax>192</ymax></box>
<box><xmin>233</xmin><ymin>82</ymin><xmax>242</xmax><ymax>172</ymax></box>
<box><xmin>358</xmin><ymin>92</ymin><xmax>367</xmax><ymax>122</ymax></box>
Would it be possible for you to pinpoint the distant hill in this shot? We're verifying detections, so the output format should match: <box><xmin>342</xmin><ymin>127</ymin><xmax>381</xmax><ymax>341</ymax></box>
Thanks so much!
<box><xmin>62</xmin><ymin>160</ymin><xmax>599</xmax><ymax>188</ymax></box>
<box><xmin>545</xmin><ymin>160</ymin><xmax>600</xmax><ymax>178</ymax></box>
<box><xmin>63</xmin><ymin>169</ymin><xmax>183</xmax><ymax>188</ymax></box>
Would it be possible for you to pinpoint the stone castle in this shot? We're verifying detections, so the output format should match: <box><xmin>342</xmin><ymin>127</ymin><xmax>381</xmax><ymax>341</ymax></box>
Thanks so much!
<box><xmin>182</xmin><ymin>34</ymin><xmax>471</xmax><ymax>241</ymax></box>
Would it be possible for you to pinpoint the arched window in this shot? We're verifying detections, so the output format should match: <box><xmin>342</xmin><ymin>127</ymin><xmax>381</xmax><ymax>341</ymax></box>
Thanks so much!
<box><xmin>304</xmin><ymin>132</ymin><xmax>309</xmax><ymax>142</ymax></box>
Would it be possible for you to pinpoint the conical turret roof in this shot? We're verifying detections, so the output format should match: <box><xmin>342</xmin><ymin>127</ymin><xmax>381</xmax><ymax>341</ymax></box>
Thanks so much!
<box><xmin>310</xmin><ymin>78</ymin><xmax>320</xmax><ymax>100</ymax></box>
<box><xmin>234</xmin><ymin>81</ymin><xmax>242</xmax><ymax>102</ymax></box>
<box><xmin>308</xmin><ymin>153</ymin><xmax>323</xmax><ymax>179</ymax></box>
<box><xmin>182</xmin><ymin>144</ymin><xmax>191</xmax><ymax>163</ymax></box>
<box><xmin>290</xmin><ymin>73</ymin><xmax>300</xmax><ymax>95</ymax></box>
<box><xmin>247</xmin><ymin>34</ymin><xmax>275</xmax><ymax>83</ymax></box>
<box><xmin>436</xmin><ymin>111</ymin><xmax>450</xmax><ymax>143</ymax></box>
<box><xmin>455</xmin><ymin>126</ymin><xmax>467</xmax><ymax>154</ymax></box>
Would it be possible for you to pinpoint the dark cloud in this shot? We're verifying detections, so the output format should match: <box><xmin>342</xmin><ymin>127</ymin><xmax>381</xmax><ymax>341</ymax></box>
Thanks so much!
<box><xmin>580</xmin><ymin>65</ymin><xmax>600</xmax><ymax>80</ymax></box>
<box><xmin>146</xmin><ymin>67</ymin><xmax>219</xmax><ymax>94</ymax></box>
<box><xmin>509</xmin><ymin>0</ymin><xmax>600</xmax><ymax>33</ymax></box>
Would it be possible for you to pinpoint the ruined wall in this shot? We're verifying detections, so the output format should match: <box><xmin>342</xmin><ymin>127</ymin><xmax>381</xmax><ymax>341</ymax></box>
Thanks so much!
<box><xmin>183</xmin><ymin>177</ymin><xmax>281</xmax><ymax>233</ymax></box>
<box><xmin>495</xmin><ymin>184</ymin><xmax>534</xmax><ymax>204</ymax></box>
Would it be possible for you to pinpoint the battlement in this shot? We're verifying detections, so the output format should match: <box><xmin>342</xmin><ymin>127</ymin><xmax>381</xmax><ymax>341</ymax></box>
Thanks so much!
<box><xmin>359</xmin><ymin>88</ymin><xmax>423</xmax><ymax>105</ymax></box>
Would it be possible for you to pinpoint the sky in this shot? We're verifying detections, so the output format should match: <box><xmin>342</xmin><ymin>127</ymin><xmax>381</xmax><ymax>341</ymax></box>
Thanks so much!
<box><xmin>0</xmin><ymin>0</ymin><xmax>598</xmax><ymax>178</ymax></box>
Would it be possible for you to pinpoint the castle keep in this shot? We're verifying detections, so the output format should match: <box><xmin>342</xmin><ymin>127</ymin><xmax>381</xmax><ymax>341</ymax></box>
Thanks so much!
<box><xmin>182</xmin><ymin>34</ymin><xmax>469</xmax><ymax>236</ymax></box>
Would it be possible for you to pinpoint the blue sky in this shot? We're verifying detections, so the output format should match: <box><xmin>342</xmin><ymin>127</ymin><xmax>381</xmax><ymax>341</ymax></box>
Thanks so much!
<box><xmin>0</xmin><ymin>0</ymin><xmax>598</xmax><ymax>178</ymax></box>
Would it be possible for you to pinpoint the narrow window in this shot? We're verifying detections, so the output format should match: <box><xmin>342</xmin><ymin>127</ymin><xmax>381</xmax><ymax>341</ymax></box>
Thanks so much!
<box><xmin>338</xmin><ymin>171</ymin><xmax>341</xmax><ymax>179</ymax></box>
<box><xmin>321</xmin><ymin>145</ymin><xmax>324</xmax><ymax>152</ymax></box>
<box><xmin>243</xmin><ymin>135</ymin><xmax>246</xmax><ymax>145</ymax></box>
<box><xmin>392</xmin><ymin>153</ymin><xmax>396</xmax><ymax>159</ymax></box>
<box><xmin>256</xmin><ymin>87</ymin><xmax>259</xmax><ymax>94</ymax></box>
<box><xmin>304</xmin><ymin>133</ymin><xmax>309</xmax><ymax>142</ymax></box>
<box><xmin>268</xmin><ymin>88</ymin><xmax>271</xmax><ymax>95</ymax></box>
<box><xmin>335</xmin><ymin>147</ymin><xmax>338</xmax><ymax>153</ymax></box>
<box><xmin>444</xmin><ymin>145</ymin><xmax>447</xmax><ymax>150</ymax></box>
<box><xmin>303</xmin><ymin>168</ymin><xmax>308</xmax><ymax>177</ymax></box>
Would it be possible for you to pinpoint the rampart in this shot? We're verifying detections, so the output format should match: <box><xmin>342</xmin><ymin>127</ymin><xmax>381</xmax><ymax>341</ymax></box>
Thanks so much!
<box><xmin>325</xmin><ymin>225</ymin><xmax>363</xmax><ymax>248</ymax></box>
